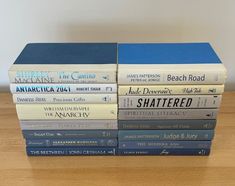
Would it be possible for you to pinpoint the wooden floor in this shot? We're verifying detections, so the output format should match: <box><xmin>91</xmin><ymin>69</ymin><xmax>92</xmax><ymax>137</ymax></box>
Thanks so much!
<box><xmin>0</xmin><ymin>92</ymin><xmax>235</xmax><ymax>186</ymax></box>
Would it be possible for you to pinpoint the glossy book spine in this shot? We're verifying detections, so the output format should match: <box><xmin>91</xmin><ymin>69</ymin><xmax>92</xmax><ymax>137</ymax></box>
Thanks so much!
<box><xmin>23</xmin><ymin>130</ymin><xmax>118</xmax><ymax>139</ymax></box>
<box><xmin>119</xmin><ymin>95</ymin><xmax>221</xmax><ymax>109</ymax></box>
<box><xmin>10</xmin><ymin>83</ymin><xmax>117</xmax><ymax>94</ymax></box>
<box><xmin>16</xmin><ymin>104</ymin><xmax>117</xmax><ymax>120</ymax></box>
<box><xmin>118</xmin><ymin>85</ymin><xmax>224</xmax><ymax>95</ymax></box>
<box><xmin>118</xmin><ymin>130</ymin><xmax>214</xmax><ymax>141</ymax></box>
<box><xmin>13</xmin><ymin>94</ymin><xmax>117</xmax><ymax>104</ymax></box>
<box><xmin>26</xmin><ymin>138</ymin><xmax>117</xmax><ymax>147</ymax></box>
<box><xmin>118</xmin><ymin>148</ymin><xmax>210</xmax><ymax>156</ymax></box>
<box><xmin>26</xmin><ymin>147</ymin><xmax>117</xmax><ymax>156</ymax></box>
<box><xmin>118</xmin><ymin>119</ymin><xmax>216</xmax><ymax>130</ymax></box>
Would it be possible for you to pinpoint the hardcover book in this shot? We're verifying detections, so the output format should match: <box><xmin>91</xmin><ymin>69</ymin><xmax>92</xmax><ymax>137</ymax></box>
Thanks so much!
<box><xmin>118</xmin><ymin>43</ymin><xmax>227</xmax><ymax>84</ymax></box>
<box><xmin>16</xmin><ymin>104</ymin><xmax>117</xmax><ymax>120</ymax></box>
<box><xmin>119</xmin><ymin>95</ymin><xmax>221</xmax><ymax>109</ymax></box>
<box><xmin>9</xmin><ymin>43</ymin><xmax>117</xmax><ymax>83</ymax></box>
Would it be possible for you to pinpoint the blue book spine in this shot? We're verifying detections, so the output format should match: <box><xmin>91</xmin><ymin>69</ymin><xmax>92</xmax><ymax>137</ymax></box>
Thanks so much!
<box><xmin>118</xmin><ymin>130</ymin><xmax>214</xmax><ymax>141</ymax></box>
<box><xmin>26</xmin><ymin>147</ymin><xmax>117</xmax><ymax>156</ymax></box>
<box><xmin>119</xmin><ymin>140</ymin><xmax>211</xmax><ymax>149</ymax></box>
<box><xmin>118</xmin><ymin>119</ymin><xmax>216</xmax><ymax>130</ymax></box>
<box><xmin>26</xmin><ymin>138</ymin><xmax>117</xmax><ymax>147</ymax></box>
<box><xmin>22</xmin><ymin>130</ymin><xmax>118</xmax><ymax>139</ymax></box>
<box><xmin>118</xmin><ymin>148</ymin><xmax>210</xmax><ymax>156</ymax></box>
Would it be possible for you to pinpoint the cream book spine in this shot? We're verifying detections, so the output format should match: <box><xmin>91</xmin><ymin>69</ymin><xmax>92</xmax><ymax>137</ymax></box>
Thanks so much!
<box><xmin>13</xmin><ymin>94</ymin><xmax>117</xmax><ymax>104</ymax></box>
<box><xmin>16</xmin><ymin>104</ymin><xmax>117</xmax><ymax>120</ymax></box>
<box><xmin>118</xmin><ymin>85</ymin><xmax>224</xmax><ymax>95</ymax></box>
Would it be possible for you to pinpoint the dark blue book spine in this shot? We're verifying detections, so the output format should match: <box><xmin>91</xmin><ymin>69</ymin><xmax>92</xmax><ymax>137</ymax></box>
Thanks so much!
<box><xmin>26</xmin><ymin>138</ymin><xmax>117</xmax><ymax>147</ymax></box>
<box><xmin>119</xmin><ymin>140</ymin><xmax>211</xmax><ymax>149</ymax></box>
<box><xmin>118</xmin><ymin>119</ymin><xmax>216</xmax><ymax>130</ymax></box>
<box><xmin>118</xmin><ymin>130</ymin><xmax>214</xmax><ymax>141</ymax></box>
<box><xmin>26</xmin><ymin>147</ymin><xmax>117</xmax><ymax>156</ymax></box>
<box><xmin>118</xmin><ymin>148</ymin><xmax>210</xmax><ymax>156</ymax></box>
<box><xmin>22</xmin><ymin>130</ymin><xmax>118</xmax><ymax>139</ymax></box>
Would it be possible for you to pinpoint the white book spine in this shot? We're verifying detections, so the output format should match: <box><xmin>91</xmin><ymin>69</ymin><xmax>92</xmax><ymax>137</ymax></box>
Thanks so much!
<box><xmin>119</xmin><ymin>109</ymin><xmax>218</xmax><ymax>120</ymax></box>
<box><xmin>118</xmin><ymin>64</ymin><xmax>227</xmax><ymax>85</ymax></box>
<box><xmin>9</xmin><ymin>68</ymin><xmax>117</xmax><ymax>83</ymax></box>
<box><xmin>119</xmin><ymin>95</ymin><xmax>221</xmax><ymax>109</ymax></box>
<box><xmin>20</xmin><ymin>120</ymin><xmax>118</xmax><ymax>130</ymax></box>
<box><xmin>13</xmin><ymin>94</ymin><xmax>117</xmax><ymax>104</ymax></box>
<box><xmin>10</xmin><ymin>84</ymin><xmax>117</xmax><ymax>94</ymax></box>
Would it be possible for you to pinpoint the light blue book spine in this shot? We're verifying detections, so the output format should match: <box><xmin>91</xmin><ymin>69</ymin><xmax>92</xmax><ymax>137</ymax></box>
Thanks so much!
<box><xmin>118</xmin><ymin>130</ymin><xmax>214</xmax><ymax>141</ymax></box>
<box><xmin>26</xmin><ymin>138</ymin><xmax>117</xmax><ymax>147</ymax></box>
<box><xmin>119</xmin><ymin>140</ymin><xmax>211</xmax><ymax>149</ymax></box>
<box><xmin>22</xmin><ymin>130</ymin><xmax>118</xmax><ymax>139</ymax></box>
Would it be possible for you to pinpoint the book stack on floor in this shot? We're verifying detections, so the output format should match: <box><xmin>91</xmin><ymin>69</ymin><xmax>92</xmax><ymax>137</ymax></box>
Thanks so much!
<box><xmin>9</xmin><ymin>43</ymin><xmax>118</xmax><ymax>156</ymax></box>
<box><xmin>118</xmin><ymin>43</ymin><xmax>227</xmax><ymax>155</ymax></box>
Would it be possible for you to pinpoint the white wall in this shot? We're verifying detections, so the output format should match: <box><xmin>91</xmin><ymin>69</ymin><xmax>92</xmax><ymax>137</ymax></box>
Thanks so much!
<box><xmin>1</xmin><ymin>0</ymin><xmax>234</xmax><ymax>91</ymax></box>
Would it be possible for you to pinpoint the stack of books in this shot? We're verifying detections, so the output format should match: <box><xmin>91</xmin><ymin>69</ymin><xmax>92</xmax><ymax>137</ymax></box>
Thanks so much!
<box><xmin>9</xmin><ymin>43</ymin><xmax>118</xmax><ymax>156</ymax></box>
<box><xmin>118</xmin><ymin>43</ymin><xmax>227</xmax><ymax>155</ymax></box>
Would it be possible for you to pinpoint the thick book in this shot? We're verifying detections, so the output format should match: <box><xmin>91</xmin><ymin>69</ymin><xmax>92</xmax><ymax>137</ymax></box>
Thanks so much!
<box><xmin>119</xmin><ymin>85</ymin><xmax>224</xmax><ymax>96</ymax></box>
<box><xmin>10</xmin><ymin>84</ymin><xmax>117</xmax><ymax>94</ymax></box>
<box><xmin>118</xmin><ymin>130</ymin><xmax>214</xmax><ymax>141</ymax></box>
<box><xmin>119</xmin><ymin>109</ymin><xmax>218</xmax><ymax>120</ymax></box>
<box><xmin>119</xmin><ymin>95</ymin><xmax>221</xmax><ymax>109</ymax></box>
<box><xmin>22</xmin><ymin>130</ymin><xmax>118</xmax><ymax>139</ymax></box>
<box><xmin>20</xmin><ymin>120</ymin><xmax>118</xmax><ymax>130</ymax></box>
<box><xmin>118</xmin><ymin>148</ymin><xmax>210</xmax><ymax>156</ymax></box>
<box><xmin>13</xmin><ymin>94</ymin><xmax>117</xmax><ymax>104</ymax></box>
<box><xmin>118</xmin><ymin>43</ymin><xmax>226</xmax><ymax>84</ymax></box>
<box><xmin>119</xmin><ymin>140</ymin><xmax>211</xmax><ymax>149</ymax></box>
<box><xmin>9</xmin><ymin>43</ymin><xmax>117</xmax><ymax>83</ymax></box>
<box><xmin>26</xmin><ymin>138</ymin><xmax>117</xmax><ymax>147</ymax></box>
<box><xmin>118</xmin><ymin>119</ymin><xmax>216</xmax><ymax>130</ymax></box>
<box><xmin>26</xmin><ymin>147</ymin><xmax>116</xmax><ymax>156</ymax></box>
<box><xmin>16</xmin><ymin>104</ymin><xmax>117</xmax><ymax>120</ymax></box>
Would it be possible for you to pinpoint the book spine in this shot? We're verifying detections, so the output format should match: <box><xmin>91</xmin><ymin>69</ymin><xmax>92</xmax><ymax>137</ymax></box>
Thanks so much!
<box><xmin>118</xmin><ymin>68</ymin><xmax>226</xmax><ymax>85</ymax></box>
<box><xmin>118</xmin><ymin>85</ymin><xmax>224</xmax><ymax>95</ymax></box>
<box><xmin>26</xmin><ymin>138</ymin><xmax>117</xmax><ymax>147</ymax></box>
<box><xmin>20</xmin><ymin>120</ymin><xmax>118</xmax><ymax>130</ymax></box>
<box><xmin>16</xmin><ymin>104</ymin><xmax>117</xmax><ymax>120</ymax></box>
<box><xmin>10</xmin><ymin>84</ymin><xmax>117</xmax><ymax>94</ymax></box>
<box><xmin>118</xmin><ymin>130</ymin><xmax>214</xmax><ymax>141</ymax></box>
<box><xmin>118</xmin><ymin>148</ymin><xmax>210</xmax><ymax>156</ymax></box>
<box><xmin>118</xmin><ymin>109</ymin><xmax>218</xmax><ymax>120</ymax></box>
<box><xmin>118</xmin><ymin>140</ymin><xmax>211</xmax><ymax>149</ymax></box>
<box><xmin>118</xmin><ymin>119</ymin><xmax>216</xmax><ymax>130</ymax></box>
<box><xmin>26</xmin><ymin>147</ymin><xmax>116</xmax><ymax>156</ymax></box>
<box><xmin>23</xmin><ymin>130</ymin><xmax>118</xmax><ymax>139</ymax></box>
<box><xmin>13</xmin><ymin>94</ymin><xmax>117</xmax><ymax>104</ymax></box>
<box><xmin>9</xmin><ymin>70</ymin><xmax>117</xmax><ymax>84</ymax></box>
<box><xmin>119</xmin><ymin>95</ymin><xmax>221</xmax><ymax>109</ymax></box>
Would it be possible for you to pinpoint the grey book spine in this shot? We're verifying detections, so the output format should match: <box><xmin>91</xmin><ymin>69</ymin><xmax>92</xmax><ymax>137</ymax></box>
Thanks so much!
<box><xmin>118</xmin><ymin>109</ymin><xmax>218</xmax><ymax>120</ymax></box>
<box><xmin>20</xmin><ymin>120</ymin><xmax>118</xmax><ymax>130</ymax></box>
<box><xmin>118</xmin><ymin>130</ymin><xmax>214</xmax><ymax>141</ymax></box>
<box><xmin>118</xmin><ymin>119</ymin><xmax>216</xmax><ymax>130</ymax></box>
